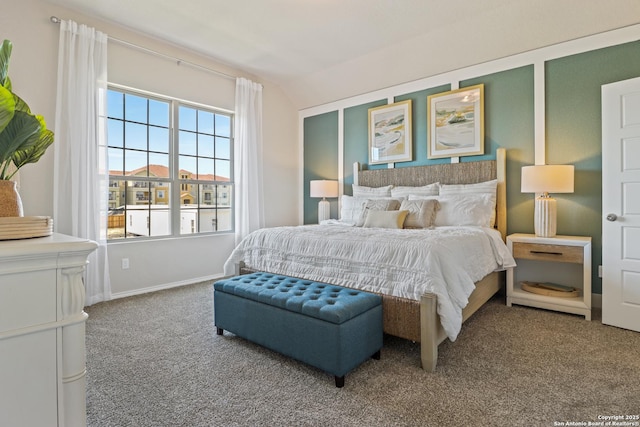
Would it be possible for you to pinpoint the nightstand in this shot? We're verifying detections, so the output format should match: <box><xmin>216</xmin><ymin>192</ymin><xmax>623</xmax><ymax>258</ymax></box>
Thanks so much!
<box><xmin>506</xmin><ymin>233</ymin><xmax>592</xmax><ymax>320</ymax></box>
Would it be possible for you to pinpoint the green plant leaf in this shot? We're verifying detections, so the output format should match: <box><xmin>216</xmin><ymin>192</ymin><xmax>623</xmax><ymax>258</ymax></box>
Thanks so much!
<box><xmin>0</xmin><ymin>110</ymin><xmax>41</xmax><ymax>164</ymax></box>
<box><xmin>0</xmin><ymin>39</ymin><xmax>54</xmax><ymax>180</ymax></box>
<box><xmin>0</xmin><ymin>85</ymin><xmax>15</xmax><ymax>134</ymax></box>
<box><xmin>10</xmin><ymin>128</ymin><xmax>54</xmax><ymax>175</ymax></box>
<box><xmin>12</xmin><ymin>93</ymin><xmax>31</xmax><ymax>114</ymax></box>
<box><xmin>0</xmin><ymin>40</ymin><xmax>12</xmax><ymax>88</ymax></box>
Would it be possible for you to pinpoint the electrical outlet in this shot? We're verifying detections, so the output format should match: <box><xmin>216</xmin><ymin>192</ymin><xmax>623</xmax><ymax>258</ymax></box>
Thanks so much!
<box><xmin>121</xmin><ymin>258</ymin><xmax>130</xmax><ymax>269</ymax></box>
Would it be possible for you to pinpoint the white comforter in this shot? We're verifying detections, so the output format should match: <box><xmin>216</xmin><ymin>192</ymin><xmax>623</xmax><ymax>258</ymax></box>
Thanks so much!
<box><xmin>223</xmin><ymin>224</ymin><xmax>516</xmax><ymax>341</ymax></box>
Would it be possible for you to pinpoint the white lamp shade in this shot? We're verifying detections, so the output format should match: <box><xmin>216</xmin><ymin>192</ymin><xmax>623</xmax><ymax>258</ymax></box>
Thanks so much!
<box><xmin>521</xmin><ymin>165</ymin><xmax>574</xmax><ymax>194</ymax></box>
<box><xmin>310</xmin><ymin>180</ymin><xmax>339</xmax><ymax>198</ymax></box>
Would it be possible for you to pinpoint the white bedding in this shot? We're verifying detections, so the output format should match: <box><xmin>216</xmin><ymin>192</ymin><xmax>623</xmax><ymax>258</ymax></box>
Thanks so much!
<box><xmin>223</xmin><ymin>224</ymin><xmax>516</xmax><ymax>341</ymax></box>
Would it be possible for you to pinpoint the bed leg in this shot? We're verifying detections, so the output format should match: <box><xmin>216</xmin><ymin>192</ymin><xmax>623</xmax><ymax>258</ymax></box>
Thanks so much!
<box><xmin>420</xmin><ymin>294</ymin><xmax>438</xmax><ymax>372</ymax></box>
<box><xmin>234</xmin><ymin>261</ymin><xmax>245</xmax><ymax>276</ymax></box>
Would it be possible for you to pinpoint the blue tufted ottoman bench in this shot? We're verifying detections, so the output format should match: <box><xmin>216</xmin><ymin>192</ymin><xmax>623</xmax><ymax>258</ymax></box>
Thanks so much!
<box><xmin>213</xmin><ymin>272</ymin><xmax>383</xmax><ymax>387</ymax></box>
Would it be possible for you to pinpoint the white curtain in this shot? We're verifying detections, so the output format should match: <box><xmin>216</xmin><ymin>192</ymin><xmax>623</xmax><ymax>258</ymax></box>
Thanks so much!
<box><xmin>53</xmin><ymin>20</ymin><xmax>111</xmax><ymax>305</ymax></box>
<box><xmin>234</xmin><ymin>78</ymin><xmax>265</xmax><ymax>244</ymax></box>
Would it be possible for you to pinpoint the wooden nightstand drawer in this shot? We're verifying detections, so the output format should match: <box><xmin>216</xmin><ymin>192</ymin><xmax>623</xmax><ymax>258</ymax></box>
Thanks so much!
<box><xmin>512</xmin><ymin>242</ymin><xmax>584</xmax><ymax>264</ymax></box>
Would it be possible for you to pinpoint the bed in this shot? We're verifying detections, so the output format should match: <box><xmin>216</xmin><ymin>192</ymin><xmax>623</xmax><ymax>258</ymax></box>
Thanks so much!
<box><xmin>225</xmin><ymin>148</ymin><xmax>512</xmax><ymax>371</ymax></box>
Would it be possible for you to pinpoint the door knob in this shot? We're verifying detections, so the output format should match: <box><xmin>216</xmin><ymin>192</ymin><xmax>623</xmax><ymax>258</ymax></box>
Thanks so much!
<box><xmin>606</xmin><ymin>213</ymin><xmax>618</xmax><ymax>222</ymax></box>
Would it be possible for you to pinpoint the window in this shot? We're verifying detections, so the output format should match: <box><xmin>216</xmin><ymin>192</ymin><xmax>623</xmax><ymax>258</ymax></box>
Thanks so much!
<box><xmin>107</xmin><ymin>87</ymin><xmax>233</xmax><ymax>240</ymax></box>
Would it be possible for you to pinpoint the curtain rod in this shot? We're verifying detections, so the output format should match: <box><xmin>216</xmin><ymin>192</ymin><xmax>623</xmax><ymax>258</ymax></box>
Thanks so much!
<box><xmin>50</xmin><ymin>15</ymin><xmax>237</xmax><ymax>81</ymax></box>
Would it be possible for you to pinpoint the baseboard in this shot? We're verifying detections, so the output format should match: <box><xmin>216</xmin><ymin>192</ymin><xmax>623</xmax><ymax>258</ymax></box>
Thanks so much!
<box><xmin>111</xmin><ymin>273</ymin><xmax>224</xmax><ymax>300</ymax></box>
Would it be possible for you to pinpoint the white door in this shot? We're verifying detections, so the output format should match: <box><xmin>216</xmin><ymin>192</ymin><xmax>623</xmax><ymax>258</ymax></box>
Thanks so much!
<box><xmin>602</xmin><ymin>77</ymin><xmax>640</xmax><ymax>332</ymax></box>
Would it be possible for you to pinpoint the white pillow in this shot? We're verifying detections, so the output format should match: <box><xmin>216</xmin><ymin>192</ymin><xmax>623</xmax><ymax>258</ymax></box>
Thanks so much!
<box><xmin>339</xmin><ymin>195</ymin><xmax>369</xmax><ymax>224</ymax></box>
<box><xmin>439</xmin><ymin>179</ymin><xmax>497</xmax><ymax>196</ymax></box>
<box><xmin>391</xmin><ymin>183</ymin><xmax>440</xmax><ymax>198</ymax></box>
<box><xmin>408</xmin><ymin>194</ymin><xmax>495</xmax><ymax>227</ymax></box>
<box><xmin>352</xmin><ymin>184</ymin><xmax>393</xmax><ymax>198</ymax></box>
<box><xmin>439</xmin><ymin>179</ymin><xmax>497</xmax><ymax>227</ymax></box>
<box><xmin>436</xmin><ymin>194</ymin><xmax>494</xmax><ymax>227</ymax></box>
<box><xmin>399</xmin><ymin>199</ymin><xmax>439</xmax><ymax>229</ymax></box>
<box><xmin>362</xmin><ymin>210</ymin><xmax>409</xmax><ymax>229</ymax></box>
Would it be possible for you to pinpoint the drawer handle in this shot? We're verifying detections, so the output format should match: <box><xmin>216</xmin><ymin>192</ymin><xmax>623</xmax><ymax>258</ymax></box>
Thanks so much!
<box><xmin>529</xmin><ymin>250</ymin><xmax>563</xmax><ymax>256</ymax></box>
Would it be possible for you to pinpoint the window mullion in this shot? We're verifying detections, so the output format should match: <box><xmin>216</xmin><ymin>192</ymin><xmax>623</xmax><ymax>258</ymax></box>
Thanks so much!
<box><xmin>170</xmin><ymin>100</ymin><xmax>181</xmax><ymax>236</ymax></box>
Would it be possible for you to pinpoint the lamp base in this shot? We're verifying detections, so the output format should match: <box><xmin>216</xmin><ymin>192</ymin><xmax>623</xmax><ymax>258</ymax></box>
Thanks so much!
<box><xmin>534</xmin><ymin>196</ymin><xmax>557</xmax><ymax>237</ymax></box>
<box><xmin>318</xmin><ymin>199</ymin><xmax>330</xmax><ymax>223</ymax></box>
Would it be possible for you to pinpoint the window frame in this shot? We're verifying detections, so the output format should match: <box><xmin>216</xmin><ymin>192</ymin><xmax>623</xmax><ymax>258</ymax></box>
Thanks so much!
<box><xmin>106</xmin><ymin>84</ymin><xmax>234</xmax><ymax>241</ymax></box>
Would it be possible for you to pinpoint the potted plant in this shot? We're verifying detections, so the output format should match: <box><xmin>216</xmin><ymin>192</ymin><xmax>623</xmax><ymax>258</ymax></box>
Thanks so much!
<box><xmin>0</xmin><ymin>39</ymin><xmax>54</xmax><ymax>216</ymax></box>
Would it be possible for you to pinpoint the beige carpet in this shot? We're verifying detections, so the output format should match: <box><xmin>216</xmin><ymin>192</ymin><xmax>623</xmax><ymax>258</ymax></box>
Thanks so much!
<box><xmin>85</xmin><ymin>282</ymin><xmax>640</xmax><ymax>427</ymax></box>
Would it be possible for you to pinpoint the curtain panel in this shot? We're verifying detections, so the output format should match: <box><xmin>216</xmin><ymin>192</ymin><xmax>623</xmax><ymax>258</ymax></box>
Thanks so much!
<box><xmin>234</xmin><ymin>78</ymin><xmax>265</xmax><ymax>244</ymax></box>
<box><xmin>53</xmin><ymin>20</ymin><xmax>111</xmax><ymax>305</ymax></box>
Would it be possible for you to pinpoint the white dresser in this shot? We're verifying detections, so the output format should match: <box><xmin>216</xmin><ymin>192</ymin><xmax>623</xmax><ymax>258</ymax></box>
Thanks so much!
<box><xmin>0</xmin><ymin>233</ymin><xmax>97</xmax><ymax>427</ymax></box>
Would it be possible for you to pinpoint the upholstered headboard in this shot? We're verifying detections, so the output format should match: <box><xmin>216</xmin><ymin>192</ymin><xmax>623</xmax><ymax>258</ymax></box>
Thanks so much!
<box><xmin>354</xmin><ymin>148</ymin><xmax>507</xmax><ymax>240</ymax></box>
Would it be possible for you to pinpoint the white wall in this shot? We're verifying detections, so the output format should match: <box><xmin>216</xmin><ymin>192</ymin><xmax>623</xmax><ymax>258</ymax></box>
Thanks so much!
<box><xmin>284</xmin><ymin>1</ymin><xmax>640</xmax><ymax>109</ymax></box>
<box><xmin>2</xmin><ymin>0</ymin><xmax>299</xmax><ymax>297</ymax></box>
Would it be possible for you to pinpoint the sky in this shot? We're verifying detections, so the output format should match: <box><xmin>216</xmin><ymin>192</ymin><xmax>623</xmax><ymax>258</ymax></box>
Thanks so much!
<box><xmin>107</xmin><ymin>89</ymin><xmax>231</xmax><ymax>180</ymax></box>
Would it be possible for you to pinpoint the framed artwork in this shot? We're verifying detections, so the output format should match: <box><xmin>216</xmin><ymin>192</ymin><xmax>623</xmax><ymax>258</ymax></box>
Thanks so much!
<box><xmin>427</xmin><ymin>84</ymin><xmax>484</xmax><ymax>159</ymax></box>
<box><xmin>368</xmin><ymin>100</ymin><xmax>412</xmax><ymax>164</ymax></box>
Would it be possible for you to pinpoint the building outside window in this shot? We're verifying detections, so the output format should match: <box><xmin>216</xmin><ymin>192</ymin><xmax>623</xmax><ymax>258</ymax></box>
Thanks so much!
<box><xmin>106</xmin><ymin>87</ymin><xmax>233</xmax><ymax>239</ymax></box>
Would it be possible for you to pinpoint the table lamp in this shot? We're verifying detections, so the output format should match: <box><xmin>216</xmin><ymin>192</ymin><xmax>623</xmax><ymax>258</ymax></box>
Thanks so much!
<box><xmin>310</xmin><ymin>180</ymin><xmax>338</xmax><ymax>223</ymax></box>
<box><xmin>521</xmin><ymin>165</ymin><xmax>574</xmax><ymax>237</ymax></box>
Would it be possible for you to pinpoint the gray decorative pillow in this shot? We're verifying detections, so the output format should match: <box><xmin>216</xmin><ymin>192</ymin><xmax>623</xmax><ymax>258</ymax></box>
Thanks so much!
<box><xmin>357</xmin><ymin>198</ymin><xmax>401</xmax><ymax>226</ymax></box>
<box><xmin>400</xmin><ymin>199</ymin><xmax>440</xmax><ymax>228</ymax></box>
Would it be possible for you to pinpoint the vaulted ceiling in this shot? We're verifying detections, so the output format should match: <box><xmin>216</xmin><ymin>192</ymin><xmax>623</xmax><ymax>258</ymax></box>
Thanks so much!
<box><xmin>43</xmin><ymin>0</ymin><xmax>640</xmax><ymax>108</ymax></box>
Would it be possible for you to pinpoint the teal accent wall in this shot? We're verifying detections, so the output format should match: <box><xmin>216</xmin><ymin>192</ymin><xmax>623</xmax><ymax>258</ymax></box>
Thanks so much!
<box><xmin>302</xmin><ymin>40</ymin><xmax>640</xmax><ymax>294</ymax></box>
<box><xmin>462</xmin><ymin>66</ymin><xmax>535</xmax><ymax>236</ymax></box>
<box><xmin>303</xmin><ymin>111</ymin><xmax>339</xmax><ymax>224</ymax></box>
<box><xmin>393</xmin><ymin>85</ymin><xmax>452</xmax><ymax>168</ymax></box>
<box><xmin>343</xmin><ymin>99</ymin><xmax>386</xmax><ymax>195</ymax></box>
<box><xmin>546</xmin><ymin>39</ymin><xmax>640</xmax><ymax>293</ymax></box>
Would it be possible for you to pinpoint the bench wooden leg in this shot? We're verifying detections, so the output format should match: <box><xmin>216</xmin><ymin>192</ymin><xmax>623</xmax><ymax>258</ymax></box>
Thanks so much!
<box><xmin>335</xmin><ymin>376</ymin><xmax>344</xmax><ymax>388</ymax></box>
<box><xmin>216</xmin><ymin>327</ymin><xmax>224</xmax><ymax>335</ymax></box>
